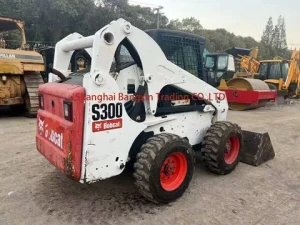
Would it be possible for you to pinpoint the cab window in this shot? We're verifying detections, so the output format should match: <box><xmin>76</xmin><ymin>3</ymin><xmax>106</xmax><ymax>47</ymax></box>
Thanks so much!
<box><xmin>269</xmin><ymin>62</ymin><xmax>281</xmax><ymax>79</ymax></box>
<box><xmin>259</xmin><ymin>63</ymin><xmax>268</xmax><ymax>77</ymax></box>
<box><xmin>281</xmin><ymin>62</ymin><xmax>289</xmax><ymax>81</ymax></box>
<box><xmin>205</xmin><ymin>55</ymin><xmax>217</xmax><ymax>69</ymax></box>
<box><xmin>217</xmin><ymin>56</ymin><xmax>228</xmax><ymax>70</ymax></box>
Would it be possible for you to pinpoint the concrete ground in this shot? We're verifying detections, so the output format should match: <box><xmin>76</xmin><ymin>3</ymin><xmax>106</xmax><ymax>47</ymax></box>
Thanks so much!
<box><xmin>0</xmin><ymin>101</ymin><xmax>300</xmax><ymax>225</ymax></box>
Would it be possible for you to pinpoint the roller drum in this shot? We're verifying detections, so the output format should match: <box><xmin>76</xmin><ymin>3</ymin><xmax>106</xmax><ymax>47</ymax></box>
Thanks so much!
<box><xmin>226</xmin><ymin>78</ymin><xmax>271</xmax><ymax>111</ymax></box>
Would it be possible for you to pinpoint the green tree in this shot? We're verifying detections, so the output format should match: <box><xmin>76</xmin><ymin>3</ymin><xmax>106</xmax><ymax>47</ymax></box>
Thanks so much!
<box><xmin>259</xmin><ymin>15</ymin><xmax>289</xmax><ymax>59</ymax></box>
<box><xmin>278</xmin><ymin>16</ymin><xmax>287</xmax><ymax>50</ymax></box>
<box><xmin>271</xmin><ymin>15</ymin><xmax>288</xmax><ymax>57</ymax></box>
<box><xmin>261</xmin><ymin>17</ymin><xmax>274</xmax><ymax>46</ymax></box>
<box><xmin>181</xmin><ymin>17</ymin><xmax>203</xmax><ymax>31</ymax></box>
<box><xmin>168</xmin><ymin>17</ymin><xmax>202</xmax><ymax>32</ymax></box>
<box><xmin>272</xmin><ymin>24</ymin><xmax>280</xmax><ymax>49</ymax></box>
<box><xmin>0</xmin><ymin>0</ymin><xmax>290</xmax><ymax>60</ymax></box>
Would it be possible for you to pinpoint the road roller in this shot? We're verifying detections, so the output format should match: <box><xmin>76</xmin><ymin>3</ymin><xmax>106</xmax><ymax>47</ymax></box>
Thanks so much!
<box><xmin>204</xmin><ymin>52</ymin><xmax>277</xmax><ymax>110</ymax></box>
<box><xmin>218</xmin><ymin>78</ymin><xmax>277</xmax><ymax>110</ymax></box>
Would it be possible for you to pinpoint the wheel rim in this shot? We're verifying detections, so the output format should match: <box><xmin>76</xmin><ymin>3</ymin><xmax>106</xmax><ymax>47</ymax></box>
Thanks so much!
<box><xmin>160</xmin><ymin>152</ymin><xmax>188</xmax><ymax>191</ymax></box>
<box><xmin>224</xmin><ymin>136</ymin><xmax>240</xmax><ymax>164</ymax></box>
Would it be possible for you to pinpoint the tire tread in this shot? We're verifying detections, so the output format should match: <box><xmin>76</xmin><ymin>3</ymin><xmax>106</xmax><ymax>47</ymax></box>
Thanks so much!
<box><xmin>133</xmin><ymin>133</ymin><xmax>194</xmax><ymax>204</ymax></box>
<box><xmin>201</xmin><ymin>121</ymin><xmax>242</xmax><ymax>175</ymax></box>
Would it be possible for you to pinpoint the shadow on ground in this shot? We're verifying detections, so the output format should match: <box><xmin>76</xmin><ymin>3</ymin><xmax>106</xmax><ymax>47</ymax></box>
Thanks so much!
<box><xmin>32</xmin><ymin>169</ymin><xmax>169</xmax><ymax>224</ymax></box>
<box><xmin>31</xmin><ymin>153</ymin><xmax>209</xmax><ymax>224</ymax></box>
<box><xmin>0</xmin><ymin>107</ymin><xmax>29</xmax><ymax>118</ymax></box>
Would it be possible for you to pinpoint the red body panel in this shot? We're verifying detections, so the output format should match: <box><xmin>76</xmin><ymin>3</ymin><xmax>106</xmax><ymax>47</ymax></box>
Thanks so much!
<box><xmin>36</xmin><ymin>83</ymin><xmax>85</xmax><ymax>181</ymax></box>
<box><xmin>219</xmin><ymin>89</ymin><xmax>277</xmax><ymax>104</ymax></box>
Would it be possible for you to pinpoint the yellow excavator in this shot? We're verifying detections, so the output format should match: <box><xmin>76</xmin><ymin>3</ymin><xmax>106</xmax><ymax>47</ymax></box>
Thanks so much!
<box><xmin>257</xmin><ymin>50</ymin><xmax>300</xmax><ymax>98</ymax></box>
<box><xmin>225</xmin><ymin>47</ymin><xmax>300</xmax><ymax>98</ymax></box>
<box><xmin>0</xmin><ymin>17</ymin><xmax>45</xmax><ymax>116</ymax></box>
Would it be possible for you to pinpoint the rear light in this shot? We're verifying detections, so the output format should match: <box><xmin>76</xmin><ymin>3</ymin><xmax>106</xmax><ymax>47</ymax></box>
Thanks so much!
<box><xmin>38</xmin><ymin>95</ymin><xmax>44</xmax><ymax>109</ymax></box>
<box><xmin>63</xmin><ymin>100</ymin><xmax>73</xmax><ymax>121</ymax></box>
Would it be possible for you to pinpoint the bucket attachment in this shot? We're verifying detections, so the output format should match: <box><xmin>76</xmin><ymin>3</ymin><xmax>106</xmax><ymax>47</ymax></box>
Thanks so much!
<box><xmin>241</xmin><ymin>130</ymin><xmax>275</xmax><ymax>166</ymax></box>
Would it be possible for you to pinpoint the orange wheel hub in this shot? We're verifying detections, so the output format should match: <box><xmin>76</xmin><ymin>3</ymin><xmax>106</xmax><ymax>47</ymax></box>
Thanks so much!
<box><xmin>160</xmin><ymin>152</ymin><xmax>187</xmax><ymax>191</ymax></box>
<box><xmin>224</xmin><ymin>136</ymin><xmax>240</xmax><ymax>164</ymax></box>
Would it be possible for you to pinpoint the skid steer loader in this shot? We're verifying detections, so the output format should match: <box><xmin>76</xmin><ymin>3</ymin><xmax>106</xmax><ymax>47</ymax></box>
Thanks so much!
<box><xmin>36</xmin><ymin>19</ymin><xmax>274</xmax><ymax>204</ymax></box>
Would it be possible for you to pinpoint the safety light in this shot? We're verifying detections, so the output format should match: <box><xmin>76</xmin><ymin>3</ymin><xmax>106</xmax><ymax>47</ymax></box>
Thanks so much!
<box><xmin>63</xmin><ymin>100</ymin><xmax>73</xmax><ymax>121</ymax></box>
<box><xmin>38</xmin><ymin>95</ymin><xmax>44</xmax><ymax>109</ymax></box>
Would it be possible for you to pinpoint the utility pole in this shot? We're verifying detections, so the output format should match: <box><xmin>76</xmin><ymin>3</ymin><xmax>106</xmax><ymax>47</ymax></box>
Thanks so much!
<box><xmin>129</xmin><ymin>1</ymin><xmax>164</xmax><ymax>28</ymax></box>
<box><xmin>155</xmin><ymin>6</ymin><xmax>164</xmax><ymax>29</ymax></box>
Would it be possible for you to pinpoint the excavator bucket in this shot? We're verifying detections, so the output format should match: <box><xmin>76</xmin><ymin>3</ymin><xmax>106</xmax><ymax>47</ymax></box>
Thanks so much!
<box><xmin>241</xmin><ymin>130</ymin><xmax>275</xmax><ymax>166</ymax></box>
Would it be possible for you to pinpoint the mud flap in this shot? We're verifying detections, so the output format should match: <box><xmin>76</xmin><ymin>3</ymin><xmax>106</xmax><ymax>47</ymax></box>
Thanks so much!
<box><xmin>241</xmin><ymin>130</ymin><xmax>275</xmax><ymax>166</ymax></box>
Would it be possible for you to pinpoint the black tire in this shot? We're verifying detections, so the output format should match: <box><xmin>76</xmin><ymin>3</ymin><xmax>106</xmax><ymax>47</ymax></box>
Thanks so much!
<box><xmin>133</xmin><ymin>133</ymin><xmax>195</xmax><ymax>204</ymax></box>
<box><xmin>201</xmin><ymin>121</ymin><xmax>243</xmax><ymax>175</ymax></box>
